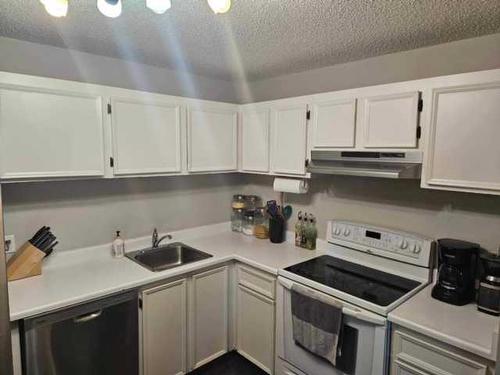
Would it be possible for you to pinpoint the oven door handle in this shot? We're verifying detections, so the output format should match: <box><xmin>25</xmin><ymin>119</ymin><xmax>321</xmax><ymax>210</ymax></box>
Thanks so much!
<box><xmin>278</xmin><ymin>277</ymin><xmax>386</xmax><ymax>326</ymax></box>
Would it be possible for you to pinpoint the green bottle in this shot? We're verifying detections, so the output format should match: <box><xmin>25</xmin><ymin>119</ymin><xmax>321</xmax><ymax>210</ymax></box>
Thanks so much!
<box><xmin>305</xmin><ymin>215</ymin><xmax>317</xmax><ymax>250</ymax></box>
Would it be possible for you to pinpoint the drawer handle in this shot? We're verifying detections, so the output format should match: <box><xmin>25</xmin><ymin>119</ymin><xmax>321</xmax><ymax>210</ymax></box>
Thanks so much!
<box><xmin>73</xmin><ymin>310</ymin><xmax>103</xmax><ymax>323</ymax></box>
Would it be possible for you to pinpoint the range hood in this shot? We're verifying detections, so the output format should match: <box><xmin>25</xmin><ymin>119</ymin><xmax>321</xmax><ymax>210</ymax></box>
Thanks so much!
<box><xmin>307</xmin><ymin>151</ymin><xmax>422</xmax><ymax>179</ymax></box>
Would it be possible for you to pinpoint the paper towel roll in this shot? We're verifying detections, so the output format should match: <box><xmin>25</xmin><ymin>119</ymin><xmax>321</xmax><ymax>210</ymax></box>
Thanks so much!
<box><xmin>273</xmin><ymin>178</ymin><xmax>309</xmax><ymax>194</ymax></box>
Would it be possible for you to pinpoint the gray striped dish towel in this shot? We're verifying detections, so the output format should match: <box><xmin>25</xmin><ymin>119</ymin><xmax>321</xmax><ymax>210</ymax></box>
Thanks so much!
<box><xmin>291</xmin><ymin>284</ymin><xmax>343</xmax><ymax>366</ymax></box>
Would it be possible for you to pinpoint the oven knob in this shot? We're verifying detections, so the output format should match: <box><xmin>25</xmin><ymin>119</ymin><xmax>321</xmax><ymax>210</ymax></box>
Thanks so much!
<box><xmin>413</xmin><ymin>244</ymin><xmax>422</xmax><ymax>254</ymax></box>
<box><xmin>333</xmin><ymin>227</ymin><xmax>341</xmax><ymax>236</ymax></box>
<box><xmin>398</xmin><ymin>239</ymin><xmax>408</xmax><ymax>249</ymax></box>
<box><xmin>343</xmin><ymin>228</ymin><xmax>351</xmax><ymax>236</ymax></box>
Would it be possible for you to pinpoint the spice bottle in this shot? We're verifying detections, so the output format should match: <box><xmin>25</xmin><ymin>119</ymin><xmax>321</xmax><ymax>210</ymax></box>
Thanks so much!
<box><xmin>295</xmin><ymin>211</ymin><xmax>303</xmax><ymax>247</ymax></box>
<box><xmin>301</xmin><ymin>213</ymin><xmax>308</xmax><ymax>247</ymax></box>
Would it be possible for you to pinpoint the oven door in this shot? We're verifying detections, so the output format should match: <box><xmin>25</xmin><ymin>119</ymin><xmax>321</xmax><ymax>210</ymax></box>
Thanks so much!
<box><xmin>276</xmin><ymin>276</ymin><xmax>388</xmax><ymax>375</ymax></box>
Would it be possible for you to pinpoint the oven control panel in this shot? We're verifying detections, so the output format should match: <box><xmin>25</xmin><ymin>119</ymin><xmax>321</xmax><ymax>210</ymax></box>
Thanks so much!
<box><xmin>328</xmin><ymin>220</ymin><xmax>434</xmax><ymax>267</ymax></box>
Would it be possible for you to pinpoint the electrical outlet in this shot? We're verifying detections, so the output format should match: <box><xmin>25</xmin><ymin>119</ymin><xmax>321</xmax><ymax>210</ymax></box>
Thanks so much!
<box><xmin>4</xmin><ymin>235</ymin><xmax>16</xmax><ymax>254</ymax></box>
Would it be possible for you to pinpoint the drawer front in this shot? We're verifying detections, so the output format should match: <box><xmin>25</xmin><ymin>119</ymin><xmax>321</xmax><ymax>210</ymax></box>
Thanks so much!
<box><xmin>392</xmin><ymin>330</ymin><xmax>488</xmax><ymax>375</ymax></box>
<box><xmin>237</xmin><ymin>264</ymin><xmax>276</xmax><ymax>300</ymax></box>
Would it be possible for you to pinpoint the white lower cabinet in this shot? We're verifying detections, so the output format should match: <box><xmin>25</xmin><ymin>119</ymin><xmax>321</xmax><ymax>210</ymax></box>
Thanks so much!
<box><xmin>189</xmin><ymin>266</ymin><xmax>229</xmax><ymax>369</ymax></box>
<box><xmin>142</xmin><ymin>279</ymin><xmax>187</xmax><ymax>375</ymax></box>
<box><xmin>235</xmin><ymin>264</ymin><xmax>276</xmax><ymax>374</ymax></box>
<box><xmin>236</xmin><ymin>284</ymin><xmax>275</xmax><ymax>373</ymax></box>
<box><xmin>391</xmin><ymin>327</ymin><xmax>493</xmax><ymax>375</ymax></box>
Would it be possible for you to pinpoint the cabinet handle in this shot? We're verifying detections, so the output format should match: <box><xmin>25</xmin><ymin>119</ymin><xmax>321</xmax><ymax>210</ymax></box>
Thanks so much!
<box><xmin>73</xmin><ymin>310</ymin><xmax>103</xmax><ymax>323</ymax></box>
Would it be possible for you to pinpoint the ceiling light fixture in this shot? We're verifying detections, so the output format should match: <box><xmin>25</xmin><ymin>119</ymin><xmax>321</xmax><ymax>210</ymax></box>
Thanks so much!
<box><xmin>207</xmin><ymin>0</ymin><xmax>231</xmax><ymax>14</ymax></box>
<box><xmin>146</xmin><ymin>0</ymin><xmax>171</xmax><ymax>14</ymax></box>
<box><xmin>40</xmin><ymin>0</ymin><xmax>68</xmax><ymax>17</ymax></box>
<box><xmin>97</xmin><ymin>0</ymin><xmax>122</xmax><ymax>18</ymax></box>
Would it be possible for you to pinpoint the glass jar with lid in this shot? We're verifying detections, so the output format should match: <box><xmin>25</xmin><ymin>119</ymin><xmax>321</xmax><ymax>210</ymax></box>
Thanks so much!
<box><xmin>231</xmin><ymin>208</ymin><xmax>244</xmax><ymax>232</ymax></box>
<box><xmin>242</xmin><ymin>210</ymin><xmax>255</xmax><ymax>236</ymax></box>
<box><xmin>254</xmin><ymin>207</ymin><xmax>269</xmax><ymax>239</ymax></box>
<box><xmin>232</xmin><ymin>194</ymin><xmax>247</xmax><ymax>210</ymax></box>
<box><xmin>245</xmin><ymin>195</ymin><xmax>262</xmax><ymax>211</ymax></box>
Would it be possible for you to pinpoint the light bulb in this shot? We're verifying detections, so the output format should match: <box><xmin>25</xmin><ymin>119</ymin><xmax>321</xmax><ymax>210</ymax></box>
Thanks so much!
<box><xmin>40</xmin><ymin>0</ymin><xmax>68</xmax><ymax>17</ymax></box>
<box><xmin>146</xmin><ymin>0</ymin><xmax>171</xmax><ymax>14</ymax></box>
<box><xmin>97</xmin><ymin>0</ymin><xmax>122</xmax><ymax>18</ymax></box>
<box><xmin>207</xmin><ymin>0</ymin><xmax>231</xmax><ymax>14</ymax></box>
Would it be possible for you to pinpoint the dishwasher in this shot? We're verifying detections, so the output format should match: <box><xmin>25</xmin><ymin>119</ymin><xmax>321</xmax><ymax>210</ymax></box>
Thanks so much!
<box><xmin>22</xmin><ymin>291</ymin><xmax>139</xmax><ymax>375</ymax></box>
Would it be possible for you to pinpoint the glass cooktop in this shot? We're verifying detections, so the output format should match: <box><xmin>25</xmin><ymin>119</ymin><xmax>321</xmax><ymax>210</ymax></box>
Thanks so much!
<box><xmin>284</xmin><ymin>255</ymin><xmax>421</xmax><ymax>307</ymax></box>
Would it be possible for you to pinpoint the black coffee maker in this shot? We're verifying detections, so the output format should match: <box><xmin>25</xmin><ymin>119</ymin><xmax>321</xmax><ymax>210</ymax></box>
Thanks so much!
<box><xmin>431</xmin><ymin>239</ymin><xmax>479</xmax><ymax>306</ymax></box>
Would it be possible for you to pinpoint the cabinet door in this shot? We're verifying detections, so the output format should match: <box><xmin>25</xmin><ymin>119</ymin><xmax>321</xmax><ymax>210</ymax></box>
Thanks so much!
<box><xmin>189</xmin><ymin>266</ymin><xmax>229</xmax><ymax>369</ymax></box>
<box><xmin>236</xmin><ymin>285</ymin><xmax>275</xmax><ymax>374</ymax></box>
<box><xmin>188</xmin><ymin>107</ymin><xmax>237</xmax><ymax>172</ymax></box>
<box><xmin>361</xmin><ymin>91</ymin><xmax>420</xmax><ymax>148</ymax></box>
<box><xmin>424</xmin><ymin>82</ymin><xmax>500</xmax><ymax>194</ymax></box>
<box><xmin>241</xmin><ymin>108</ymin><xmax>270</xmax><ymax>172</ymax></box>
<box><xmin>111</xmin><ymin>98</ymin><xmax>182</xmax><ymax>176</ymax></box>
<box><xmin>142</xmin><ymin>279</ymin><xmax>187</xmax><ymax>375</ymax></box>
<box><xmin>0</xmin><ymin>87</ymin><xmax>105</xmax><ymax>179</ymax></box>
<box><xmin>270</xmin><ymin>104</ymin><xmax>308</xmax><ymax>175</ymax></box>
<box><xmin>311</xmin><ymin>98</ymin><xmax>356</xmax><ymax>148</ymax></box>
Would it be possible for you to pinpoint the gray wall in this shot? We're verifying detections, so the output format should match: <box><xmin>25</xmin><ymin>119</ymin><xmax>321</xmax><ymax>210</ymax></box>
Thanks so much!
<box><xmin>244</xmin><ymin>176</ymin><xmax>500</xmax><ymax>254</ymax></box>
<box><xmin>0</xmin><ymin>36</ymin><xmax>240</xmax><ymax>103</ymax></box>
<box><xmin>2</xmin><ymin>175</ymin><xmax>245</xmax><ymax>251</ymax></box>
<box><xmin>242</xmin><ymin>33</ymin><xmax>500</xmax><ymax>103</ymax></box>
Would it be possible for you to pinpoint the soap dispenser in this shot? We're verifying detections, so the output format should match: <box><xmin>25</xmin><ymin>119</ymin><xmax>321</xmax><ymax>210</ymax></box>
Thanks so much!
<box><xmin>112</xmin><ymin>231</ymin><xmax>125</xmax><ymax>258</ymax></box>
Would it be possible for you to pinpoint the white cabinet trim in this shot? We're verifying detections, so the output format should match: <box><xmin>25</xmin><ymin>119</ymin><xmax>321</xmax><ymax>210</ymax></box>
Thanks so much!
<box><xmin>109</xmin><ymin>97</ymin><xmax>183</xmax><ymax>176</ymax></box>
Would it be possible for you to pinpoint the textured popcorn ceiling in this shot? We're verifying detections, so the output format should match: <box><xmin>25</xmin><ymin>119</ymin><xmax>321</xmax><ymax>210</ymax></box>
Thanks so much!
<box><xmin>0</xmin><ymin>0</ymin><xmax>499</xmax><ymax>81</ymax></box>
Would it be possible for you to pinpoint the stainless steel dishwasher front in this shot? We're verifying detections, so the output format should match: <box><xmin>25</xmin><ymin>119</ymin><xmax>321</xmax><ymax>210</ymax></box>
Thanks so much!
<box><xmin>23</xmin><ymin>291</ymin><xmax>139</xmax><ymax>375</ymax></box>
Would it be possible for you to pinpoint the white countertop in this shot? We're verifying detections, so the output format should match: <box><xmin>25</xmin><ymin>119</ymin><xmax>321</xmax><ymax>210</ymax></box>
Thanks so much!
<box><xmin>8</xmin><ymin>223</ymin><xmax>320</xmax><ymax>321</ymax></box>
<box><xmin>388</xmin><ymin>284</ymin><xmax>499</xmax><ymax>361</ymax></box>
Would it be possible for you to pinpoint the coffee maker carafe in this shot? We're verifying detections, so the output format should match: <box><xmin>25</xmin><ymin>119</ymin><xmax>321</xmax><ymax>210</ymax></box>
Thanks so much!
<box><xmin>431</xmin><ymin>239</ymin><xmax>479</xmax><ymax>306</ymax></box>
<box><xmin>477</xmin><ymin>251</ymin><xmax>500</xmax><ymax>315</ymax></box>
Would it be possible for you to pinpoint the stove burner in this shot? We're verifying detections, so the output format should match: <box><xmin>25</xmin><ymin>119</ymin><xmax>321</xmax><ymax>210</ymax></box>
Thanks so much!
<box><xmin>285</xmin><ymin>255</ymin><xmax>421</xmax><ymax>307</ymax></box>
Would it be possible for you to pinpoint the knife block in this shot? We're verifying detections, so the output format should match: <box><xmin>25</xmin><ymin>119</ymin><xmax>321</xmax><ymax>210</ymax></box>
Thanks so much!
<box><xmin>7</xmin><ymin>242</ymin><xmax>45</xmax><ymax>281</ymax></box>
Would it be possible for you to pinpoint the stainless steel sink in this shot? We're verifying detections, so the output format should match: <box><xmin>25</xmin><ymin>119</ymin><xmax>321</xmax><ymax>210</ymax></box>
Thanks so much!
<box><xmin>126</xmin><ymin>242</ymin><xmax>212</xmax><ymax>272</ymax></box>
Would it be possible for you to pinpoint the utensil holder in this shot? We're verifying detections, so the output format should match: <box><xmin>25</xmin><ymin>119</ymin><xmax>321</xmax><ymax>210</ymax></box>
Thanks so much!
<box><xmin>269</xmin><ymin>216</ymin><xmax>285</xmax><ymax>244</ymax></box>
<box><xmin>7</xmin><ymin>242</ymin><xmax>45</xmax><ymax>281</ymax></box>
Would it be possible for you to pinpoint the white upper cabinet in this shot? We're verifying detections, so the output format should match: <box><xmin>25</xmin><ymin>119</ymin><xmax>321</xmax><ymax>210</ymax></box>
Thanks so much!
<box><xmin>0</xmin><ymin>86</ymin><xmax>105</xmax><ymax>180</ymax></box>
<box><xmin>270</xmin><ymin>104</ymin><xmax>308</xmax><ymax>175</ymax></box>
<box><xmin>187</xmin><ymin>106</ymin><xmax>238</xmax><ymax>172</ymax></box>
<box><xmin>422</xmin><ymin>81</ymin><xmax>500</xmax><ymax>195</ymax></box>
<box><xmin>360</xmin><ymin>91</ymin><xmax>420</xmax><ymax>148</ymax></box>
<box><xmin>110</xmin><ymin>97</ymin><xmax>182</xmax><ymax>176</ymax></box>
<box><xmin>311</xmin><ymin>98</ymin><xmax>356</xmax><ymax>149</ymax></box>
<box><xmin>240</xmin><ymin>106</ymin><xmax>270</xmax><ymax>173</ymax></box>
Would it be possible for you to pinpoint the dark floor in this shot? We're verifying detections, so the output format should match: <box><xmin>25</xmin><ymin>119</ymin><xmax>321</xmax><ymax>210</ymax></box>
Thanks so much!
<box><xmin>188</xmin><ymin>351</ymin><xmax>267</xmax><ymax>375</ymax></box>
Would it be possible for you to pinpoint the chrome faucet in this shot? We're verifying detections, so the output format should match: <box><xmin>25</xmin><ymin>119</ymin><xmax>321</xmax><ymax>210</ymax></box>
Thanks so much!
<box><xmin>152</xmin><ymin>228</ymin><xmax>172</xmax><ymax>248</ymax></box>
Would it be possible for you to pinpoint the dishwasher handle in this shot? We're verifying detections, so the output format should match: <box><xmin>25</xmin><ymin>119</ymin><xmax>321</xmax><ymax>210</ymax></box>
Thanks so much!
<box><xmin>73</xmin><ymin>310</ymin><xmax>103</xmax><ymax>323</ymax></box>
